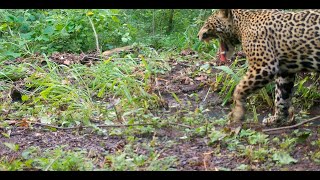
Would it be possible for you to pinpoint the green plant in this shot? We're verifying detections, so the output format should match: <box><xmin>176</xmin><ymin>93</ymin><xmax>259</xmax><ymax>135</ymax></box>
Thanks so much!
<box><xmin>272</xmin><ymin>151</ymin><xmax>298</xmax><ymax>165</ymax></box>
<box><xmin>103</xmin><ymin>144</ymin><xmax>177</xmax><ymax>171</ymax></box>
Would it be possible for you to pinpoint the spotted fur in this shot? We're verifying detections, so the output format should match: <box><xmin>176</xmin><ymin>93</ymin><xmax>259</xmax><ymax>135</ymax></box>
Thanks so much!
<box><xmin>198</xmin><ymin>9</ymin><xmax>320</xmax><ymax>127</ymax></box>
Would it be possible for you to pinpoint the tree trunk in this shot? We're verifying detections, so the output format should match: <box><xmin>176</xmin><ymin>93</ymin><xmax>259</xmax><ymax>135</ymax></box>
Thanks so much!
<box><xmin>167</xmin><ymin>9</ymin><xmax>174</xmax><ymax>33</ymax></box>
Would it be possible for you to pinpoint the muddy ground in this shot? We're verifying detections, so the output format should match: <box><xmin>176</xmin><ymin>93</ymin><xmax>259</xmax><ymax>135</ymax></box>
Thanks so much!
<box><xmin>1</xmin><ymin>51</ymin><xmax>320</xmax><ymax>171</ymax></box>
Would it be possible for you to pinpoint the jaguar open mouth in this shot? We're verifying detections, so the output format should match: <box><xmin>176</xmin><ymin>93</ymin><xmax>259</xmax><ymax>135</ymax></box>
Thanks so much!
<box><xmin>219</xmin><ymin>40</ymin><xmax>229</xmax><ymax>62</ymax></box>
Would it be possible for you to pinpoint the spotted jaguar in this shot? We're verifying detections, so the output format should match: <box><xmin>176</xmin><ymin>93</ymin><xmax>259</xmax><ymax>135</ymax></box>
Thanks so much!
<box><xmin>198</xmin><ymin>9</ymin><xmax>320</xmax><ymax>127</ymax></box>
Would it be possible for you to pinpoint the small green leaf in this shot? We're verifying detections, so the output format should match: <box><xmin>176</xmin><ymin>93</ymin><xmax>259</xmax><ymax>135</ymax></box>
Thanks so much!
<box><xmin>55</xmin><ymin>24</ymin><xmax>64</xmax><ymax>31</ymax></box>
<box><xmin>171</xmin><ymin>92</ymin><xmax>181</xmax><ymax>104</ymax></box>
<box><xmin>199</xmin><ymin>63</ymin><xmax>210</xmax><ymax>71</ymax></box>
<box><xmin>0</xmin><ymin>23</ymin><xmax>8</xmax><ymax>30</ymax></box>
<box><xmin>3</xmin><ymin>142</ymin><xmax>19</xmax><ymax>152</ymax></box>
<box><xmin>21</xmin><ymin>95</ymin><xmax>29</xmax><ymax>102</ymax></box>
<box><xmin>1</xmin><ymin>133</ymin><xmax>10</xmax><ymax>138</ymax></box>
<box><xmin>111</xmin><ymin>15</ymin><xmax>120</xmax><ymax>23</ymax></box>
<box><xmin>86</xmin><ymin>11</ymin><xmax>94</xmax><ymax>16</ymax></box>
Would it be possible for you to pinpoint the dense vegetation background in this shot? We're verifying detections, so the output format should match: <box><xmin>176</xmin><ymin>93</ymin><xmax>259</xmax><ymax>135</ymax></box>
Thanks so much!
<box><xmin>1</xmin><ymin>9</ymin><xmax>320</xmax><ymax>171</ymax></box>
<box><xmin>0</xmin><ymin>9</ymin><xmax>214</xmax><ymax>60</ymax></box>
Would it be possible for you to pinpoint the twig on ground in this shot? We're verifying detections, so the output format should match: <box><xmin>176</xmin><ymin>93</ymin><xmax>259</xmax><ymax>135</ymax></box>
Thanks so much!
<box><xmin>262</xmin><ymin>115</ymin><xmax>320</xmax><ymax>133</ymax></box>
<box><xmin>203</xmin><ymin>151</ymin><xmax>215</xmax><ymax>171</ymax></box>
<box><xmin>202</xmin><ymin>86</ymin><xmax>211</xmax><ymax>103</ymax></box>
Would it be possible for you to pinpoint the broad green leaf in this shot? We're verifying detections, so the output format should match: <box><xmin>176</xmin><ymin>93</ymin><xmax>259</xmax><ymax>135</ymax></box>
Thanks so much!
<box><xmin>214</xmin><ymin>66</ymin><xmax>240</xmax><ymax>82</ymax></box>
<box><xmin>20</xmin><ymin>32</ymin><xmax>34</xmax><ymax>40</ymax></box>
<box><xmin>209</xmin><ymin>129</ymin><xmax>227</xmax><ymax>144</ymax></box>
<box><xmin>272</xmin><ymin>151</ymin><xmax>298</xmax><ymax>165</ymax></box>
<box><xmin>4</xmin><ymin>51</ymin><xmax>21</xmax><ymax>58</ymax></box>
<box><xmin>55</xmin><ymin>24</ymin><xmax>64</xmax><ymax>31</ymax></box>
<box><xmin>43</xmin><ymin>26</ymin><xmax>54</xmax><ymax>35</ymax></box>
<box><xmin>28</xmin><ymin>14</ymin><xmax>36</xmax><ymax>21</ymax></box>
<box><xmin>19</xmin><ymin>24</ymin><xmax>30</xmax><ymax>33</ymax></box>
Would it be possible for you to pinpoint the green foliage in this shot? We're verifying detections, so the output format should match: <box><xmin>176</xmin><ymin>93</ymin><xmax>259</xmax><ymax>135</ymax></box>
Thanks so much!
<box><xmin>0</xmin><ymin>9</ymin><xmax>213</xmax><ymax>62</ymax></box>
<box><xmin>294</xmin><ymin>73</ymin><xmax>320</xmax><ymax>109</ymax></box>
<box><xmin>0</xmin><ymin>146</ymin><xmax>94</xmax><ymax>171</ymax></box>
<box><xmin>0</xmin><ymin>9</ymin><xmax>140</xmax><ymax>58</ymax></box>
<box><xmin>214</xmin><ymin>58</ymin><xmax>247</xmax><ymax>106</ymax></box>
<box><xmin>103</xmin><ymin>144</ymin><xmax>177</xmax><ymax>171</ymax></box>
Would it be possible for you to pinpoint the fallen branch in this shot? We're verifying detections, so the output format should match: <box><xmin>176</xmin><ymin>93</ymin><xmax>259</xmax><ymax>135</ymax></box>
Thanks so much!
<box><xmin>25</xmin><ymin>121</ymin><xmax>192</xmax><ymax>130</ymax></box>
<box><xmin>102</xmin><ymin>46</ymin><xmax>132</xmax><ymax>57</ymax></box>
<box><xmin>262</xmin><ymin>115</ymin><xmax>320</xmax><ymax>133</ymax></box>
<box><xmin>82</xmin><ymin>56</ymin><xmax>165</xmax><ymax>62</ymax></box>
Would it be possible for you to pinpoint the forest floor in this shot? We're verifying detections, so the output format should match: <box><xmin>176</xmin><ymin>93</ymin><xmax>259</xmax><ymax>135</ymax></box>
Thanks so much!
<box><xmin>1</xmin><ymin>48</ymin><xmax>320</xmax><ymax>171</ymax></box>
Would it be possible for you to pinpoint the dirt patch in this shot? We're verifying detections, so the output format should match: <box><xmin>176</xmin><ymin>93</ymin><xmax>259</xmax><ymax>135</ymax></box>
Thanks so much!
<box><xmin>152</xmin><ymin>58</ymin><xmax>230</xmax><ymax>119</ymax></box>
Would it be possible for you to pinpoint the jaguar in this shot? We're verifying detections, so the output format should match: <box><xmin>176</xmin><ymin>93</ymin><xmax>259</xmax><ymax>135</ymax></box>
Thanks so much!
<box><xmin>198</xmin><ymin>9</ymin><xmax>320</xmax><ymax>127</ymax></box>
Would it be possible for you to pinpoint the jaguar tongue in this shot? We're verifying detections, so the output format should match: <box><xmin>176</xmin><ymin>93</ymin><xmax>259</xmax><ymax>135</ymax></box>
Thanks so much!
<box><xmin>219</xmin><ymin>41</ymin><xmax>227</xmax><ymax>62</ymax></box>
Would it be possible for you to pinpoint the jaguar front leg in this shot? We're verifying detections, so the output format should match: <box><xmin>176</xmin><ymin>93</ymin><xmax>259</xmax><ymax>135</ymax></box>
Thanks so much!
<box><xmin>262</xmin><ymin>73</ymin><xmax>296</xmax><ymax>126</ymax></box>
<box><xmin>228</xmin><ymin>65</ymin><xmax>275</xmax><ymax>124</ymax></box>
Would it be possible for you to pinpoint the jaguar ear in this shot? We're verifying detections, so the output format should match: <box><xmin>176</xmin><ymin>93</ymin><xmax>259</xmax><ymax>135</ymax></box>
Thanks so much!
<box><xmin>218</xmin><ymin>9</ymin><xmax>232</xmax><ymax>19</ymax></box>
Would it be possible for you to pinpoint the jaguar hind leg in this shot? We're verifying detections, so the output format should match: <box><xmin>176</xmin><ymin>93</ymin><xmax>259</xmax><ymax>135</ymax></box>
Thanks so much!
<box><xmin>262</xmin><ymin>73</ymin><xmax>296</xmax><ymax>126</ymax></box>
